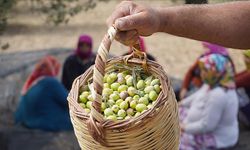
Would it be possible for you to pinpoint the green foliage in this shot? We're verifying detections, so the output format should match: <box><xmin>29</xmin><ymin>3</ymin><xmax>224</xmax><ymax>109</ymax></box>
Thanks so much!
<box><xmin>0</xmin><ymin>0</ymin><xmax>109</xmax><ymax>31</ymax></box>
<box><xmin>0</xmin><ymin>0</ymin><xmax>15</xmax><ymax>33</ymax></box>
<box><xmin>33</xmin><ymin>0</ymin><xmax>110</xmax><ymax>25</ymax></box>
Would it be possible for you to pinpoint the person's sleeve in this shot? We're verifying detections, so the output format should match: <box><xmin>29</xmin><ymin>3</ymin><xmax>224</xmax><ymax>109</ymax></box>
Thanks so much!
<box><xmin>180</xmin><ymin>90</ymin><xmax>198</xmax><ymax>107</ymax></box>
<box><xmin>236</xmin><ymin>71</ymin><xmax>250</xmax><ymax>88</ymax></box>
<box><xmin>235</xmin><ymin>70</ymin><xmax>247</xmax><ymax>78</ymax></box>
<box><xmin>62</xmin><ymin>59</ymin><xmax>71</xmax><ymax>91</ymax></box>
<box><xmin>181</xmin><ymin>61</ymin><xmax>199</xmax><ymax>90</ymax></box>
<box><xmin>50</xmin><ymin>79</ymin><xmax>68</xmax><ymax>108</ymax></box>
<box><xmin>184</xmin><ymin>90</ymin><xmax>226</xmax><ymax>134</ymax></box>
<box><xmin>62</xmin><ymin>58</ymin><xmax>80</xmax><ymax>91</ymax></box>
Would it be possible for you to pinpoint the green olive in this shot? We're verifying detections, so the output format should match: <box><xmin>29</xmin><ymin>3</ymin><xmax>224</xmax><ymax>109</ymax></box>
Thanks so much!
<box><xmin>103</xmin><ymin>83</ymin><xmax>110</xmax><ymax>89</ymax></box>
<box><xmin>125</xmin><ymin>97</ymin><xmax>133</xmax><ymax>103</ymax></box>
<box><xmin>144</xmin><ymin>86</ymin><xmax>154</xmax><ymax>94</ymax></box>
<box><xmin>111</xmin><ymin>82</ymin><xmax>120</xmax><ymax>91</ymax></box>
<box><xmin>117</xmin><ymin>109</ymin><xmax>126</xmax><ymax>118</ymax></box>
<box><xmin>107</xmin><ymin>99</ymin><xmax>115</xmax><ymax>106</ymax></box>
<box><xmin>138</xmin><ymin>97</ymin><xmax>149</xmax><ymax>105</ymax></box>
<box><xmin>79</xmin><ymin>103</ymin><xmax>86</xmax><ymax>108</ymax></box>
<box><xmin>104</xmin><ymin>108</ymin><xmax>114</xmax><ymax>116</ymax></box>
<box><xmin>84</xmin><ymin>108</ymin><xmax>91</xmax><ymax>114</ymax></box>
<box><xmin>116</xmin><ymin>99</ymin><xmax>124</xmax><ymax>107</ymax></box>
<box><xmin>133</xmin><ymin>95</ymin><xmax>140</xmax><ymax>101</ymax></box>
<box><xmin>87</xmin><ymin>95</ymin><xmax>94</xmax><ymax>101</ymax></box>
<box><xmin>107</xmin><ymin>73</ymin><xmax>118</xmax><ymax>84</ymax></box>
<box><xmin>109</xmin><ymin>93</ymin><xmax>120</xmax><ymax>101</ymax></box>
<box><xmin>86</xmin><ymin>101</ymin><xmax>92</xmax><ymax>109</ymax></box>
<box><xmin>154</xmin><ymin>84</ymin><xmax>161</xmax><ymax>93</ymax></box>
<box><xmin>126</xmin><ymin>76</ymin><xmax>133</xmax><ymax>86</ymax></box>
<box><xmin>137</xmin><ymin>80</ymin><xmax>145</xmax><ymax>90</ymax></box>
<box><xmin>118</xmin><ymin>85</ymin><xmax>128</xmax><ymax>93</ymax></box>
<box><xmin>102</xmin><ymin>88</ymin><xmax>113</xmax><ymax>96</ymax></box>
<box><xmin>129</xmin><ymin>100</ymin><xmax>137</xmax><ymax>109</ymax></box>
<box><xmin>126</xmin><ymin>108</ymin><xmax>135</xmax><ymax>116</ymax></box>
<box><xmin>112</xmin><ymin>105</ymin><xmax>120</xmax><ymax>113</ymax></box>
<box><xmin>120</xmin><ymin>101</ymin><xmax>129</xmax><ymax>110</ymax></box>
<box><xmin>79</xmin><ymin>91</ymin><xmax>89</xmax><ymax>103</ymax></box>
<box><xmin>150</xmin><ymin>79</ymin><xmax>160</xmax><ymax>86</ymax></box>
<box><xmin>101</xmin><ymin>102</ymin><xmax>107</xmax><ymax>112</ymax></box>
<box><xmin>106</xmin><ymin>115</ymin><xmax>117</xmax><ymax>121</ymax></box>
<box><xmin>135</xmin><ymin>104</ymin><xmax>147</xmax><ymax>112</ymax></box>
<box><xmin>149</xmin><ymin>91</ymin><xmax>158</xmax><ymax>101</ymax></box>
<box><xmin>127</xmin><ymin>87</ymin><xmax>137</xmax><ymax>97</ymax></box>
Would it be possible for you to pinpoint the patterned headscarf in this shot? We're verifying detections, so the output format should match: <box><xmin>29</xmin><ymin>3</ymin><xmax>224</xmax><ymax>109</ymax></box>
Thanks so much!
<box><xmin>243</xmin><ymin>50</ymin><xmax>250</xmax><ymax>70</ymax></box>
<box><xmin>21</xmin><ymin>55</ymin><xmax>60</xmax><ymax>95</ymax></box>
<box><xmin>198</xmin><ymin>54</ymin><xmax>235</xmax><ymax>89</ymax></box>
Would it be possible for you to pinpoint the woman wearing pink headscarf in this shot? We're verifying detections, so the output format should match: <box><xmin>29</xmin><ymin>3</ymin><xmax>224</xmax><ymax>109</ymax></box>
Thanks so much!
<box><xmin>178</xmin><ymin>42</ymin><xmax>234</xmax><ymax>100</ymax></box>
<box><xmin>62</xmin><ymin>35</ymin><xmax>96</xmax><ymax>90</ymax></box>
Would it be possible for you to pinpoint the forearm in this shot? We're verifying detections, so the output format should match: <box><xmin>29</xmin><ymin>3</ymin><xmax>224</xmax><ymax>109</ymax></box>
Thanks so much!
<box><xmin>157</xmin><ymin>1</ymin><xmax>250</xmax><ymax>49</ymax></box>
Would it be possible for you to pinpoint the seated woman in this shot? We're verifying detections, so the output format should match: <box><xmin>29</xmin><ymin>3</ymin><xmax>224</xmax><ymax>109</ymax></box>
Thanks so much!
<box><xmin>178</xmin><ymin>42</ymin><xmax>233</xmax><ymax>100</ymax></box>
<box><xmin>123</xmin><ymin>37</ymin><xmax>156</xmax><ymax>61</ymax></box>
<box><xmin>179</xmin><ymin>54</ymin><xmax>239</xmax><ymax>150</ymax></box>
<box><xmin>15</xmin><ymin>56</ymin><xmax>72</xmax><ymax>131</ymax></box>
<box><xmin>62</xmin><ymin>34</ymin><xmax>96</xmax><ymax>91</ymax></box>
<box><xmin>237</xmin><ymin>50</ymin><xmax>250</xmax><ymax>128</ymax></box>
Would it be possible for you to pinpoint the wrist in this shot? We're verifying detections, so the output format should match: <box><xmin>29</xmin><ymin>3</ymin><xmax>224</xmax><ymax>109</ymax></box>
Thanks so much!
<box><xmin>154</xmin><ymin>7</ymin><xmax>165</xmax><ymax>32</ymax></box>
<box><xmin>155</xmin><ymin>7</ymin><xmax>174</xmax><ymax>33</ymax></box>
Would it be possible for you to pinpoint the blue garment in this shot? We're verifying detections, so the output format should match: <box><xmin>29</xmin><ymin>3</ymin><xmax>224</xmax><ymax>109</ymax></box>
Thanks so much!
<box><xmin>15</xmin><ymin>77</ymin><xmax>72</xmax><ymax>131</ymax></box>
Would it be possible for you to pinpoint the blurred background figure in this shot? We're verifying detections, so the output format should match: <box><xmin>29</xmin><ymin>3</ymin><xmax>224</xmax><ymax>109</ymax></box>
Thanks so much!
<box><xmin>15</xmin><ymin>56</ymin><xmax>72</xmax><ymax>131</ymax></box>
<box><xmin>178</xmin><ymin>42</ymin><xmax>233</xmax><ymax>100</ymax></box>
<box><xmin>123</xmin><ymin>37</ymin><xmax>156</xmax><ymax>61</ymax></box>
<box><xmin>179</xmin><ymin>54</ymin><xmax>238</xmax><ymax>150</ymax></box>
<box><xmin>62</xmin><ymin>34</ymin><xmax>96</xmax><ymax>91</ymax></box>
<box><xmin>237</xmin><ymin>50</ymin><xmax>250</xmax><ymax>128</ymax></box>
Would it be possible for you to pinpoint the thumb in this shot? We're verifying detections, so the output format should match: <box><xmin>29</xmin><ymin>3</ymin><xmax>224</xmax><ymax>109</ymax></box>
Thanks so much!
<box><xmin>114</xmin><ymin>12</ymin><xmax>145</xmax><ymax>31</ymax></box>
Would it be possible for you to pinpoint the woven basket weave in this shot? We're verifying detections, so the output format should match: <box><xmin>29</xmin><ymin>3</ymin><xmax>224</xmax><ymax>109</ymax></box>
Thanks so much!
<box><xmin>67</xmin><ymin>26</ymin><xmax>180</xmax><ymax>149</ymax></box>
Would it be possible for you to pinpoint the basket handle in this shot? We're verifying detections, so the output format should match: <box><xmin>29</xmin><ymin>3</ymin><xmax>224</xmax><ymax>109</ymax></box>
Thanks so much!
<box><xmin>91</xmin><ymin>26</ymin><xmax>144</xmax><ymax>117</ymax></box>
<box><xmin>88</xmin><ymin>26</ymin><xmax>143</xmax><ymax>146</ymax></box>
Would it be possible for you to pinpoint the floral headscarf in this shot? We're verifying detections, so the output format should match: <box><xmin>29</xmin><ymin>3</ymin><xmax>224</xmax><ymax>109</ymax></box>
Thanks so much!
<box><xmin>198</xmin><ymin>54</ymin><xmax>235</xmax><ymax>89</ymax></box>
<box><xmin>21</xmin><ymin>55</ymin><xmax>60</xmax><ymax>95</ymax></box>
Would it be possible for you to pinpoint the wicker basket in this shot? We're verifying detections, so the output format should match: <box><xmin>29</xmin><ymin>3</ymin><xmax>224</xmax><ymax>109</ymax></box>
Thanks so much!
<box><xmin>67</xmin><ymin>26</ymin><xmax>180</xmax><ymax>150</ymax></box>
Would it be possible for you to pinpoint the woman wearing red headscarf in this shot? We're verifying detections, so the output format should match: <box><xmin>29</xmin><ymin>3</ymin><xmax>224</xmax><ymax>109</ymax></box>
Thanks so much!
<box><xmin>62</xmin><ymin>35</ymin><xmax>96</xmax><ymax>91</ymax></box>
<box><xmin>15</xmin><ymin>56</ymin><xmax>72</xmax><ymax>131</ymax></box>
